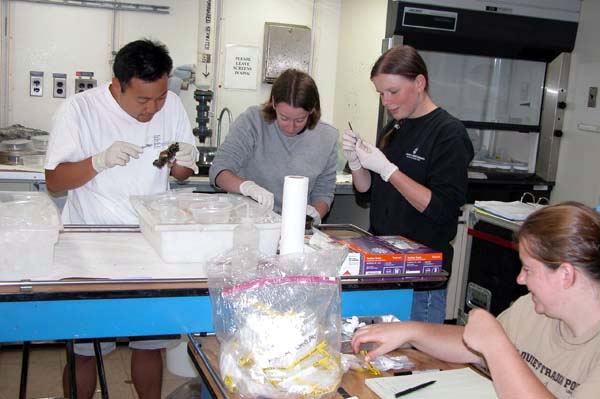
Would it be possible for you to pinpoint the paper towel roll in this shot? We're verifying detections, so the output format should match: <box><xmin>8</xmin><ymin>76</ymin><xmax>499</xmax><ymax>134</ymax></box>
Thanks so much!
<box><xmin>279</xmin><ymin>175</ymin><xmax>308</xmax><ymax>255</ymax></box>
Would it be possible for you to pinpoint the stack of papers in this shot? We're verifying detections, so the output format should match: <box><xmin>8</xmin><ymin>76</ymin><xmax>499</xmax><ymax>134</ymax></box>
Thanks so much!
<box><xmin>365</xmin><ymin>367</ymin><xmax>497</xmax><ymax>399</ymax></box>
<box><xmin>473</xmin><ymin>200</ymin><xmax>545</xmax><ymax>222</ymax></box>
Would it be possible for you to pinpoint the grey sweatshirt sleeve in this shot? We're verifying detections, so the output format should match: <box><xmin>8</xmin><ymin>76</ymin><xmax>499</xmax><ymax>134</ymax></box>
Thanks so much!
<box><xmin>209</xmin><ymin>107</ymin><xmax>258</xmax><ymax>186</ymax></box>
<box><xmin>308</xmin><ymin>134</ymin><xmax>338</xmax><ymax>207</ymax></box>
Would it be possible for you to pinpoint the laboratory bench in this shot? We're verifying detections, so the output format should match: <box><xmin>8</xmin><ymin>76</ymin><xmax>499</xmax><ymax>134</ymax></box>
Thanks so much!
<box><xmin>0</xmin><ymin>227</ymin><xmax>445</xmax><ymax>398</ymax></box>
<box><xmin>0</xmin><ymin>169</ymin><xmax>456</xmax><ymax>319</ymax></box>
<box><xmin>0</xmin><ymin>273</ymin><xmax>446</xmax><ymax>344</ymax></box>
<box><xmin>0</xmin><ymin>227</ymin><xmax>452</xmax><ymax>344</ymax></box>
<box><xmin>187</xmin><ymin>334</ymin><xmax>469</xmax><ymax>399</ymax></box>
<box><xmin>466</xmin><ymin>174</ymin><xmax>554</xmax><ymax>203</ymax></box>
<box><xmin>171</xmin><ymin>174</ymin><xmax>357</xmax><ymax>195</ymax></box>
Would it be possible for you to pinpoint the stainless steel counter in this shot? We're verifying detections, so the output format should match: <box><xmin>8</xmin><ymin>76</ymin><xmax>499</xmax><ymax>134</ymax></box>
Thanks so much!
<box><xmin>171</xmin><ymin>174</ymin><xmax>356</xmax><ymax>195</ymax></box>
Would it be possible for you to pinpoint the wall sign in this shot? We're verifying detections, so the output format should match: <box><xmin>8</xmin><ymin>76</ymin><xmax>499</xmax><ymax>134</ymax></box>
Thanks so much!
<box><xmin>224</xmin><ymin>45</ymin><xmax>259</xmax><ymax>90</ymax></box>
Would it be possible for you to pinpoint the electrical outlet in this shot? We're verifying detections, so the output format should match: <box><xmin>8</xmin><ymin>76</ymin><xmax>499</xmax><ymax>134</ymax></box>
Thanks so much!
<box><xmin>74</xmin><ymin>78</ymin><xmax>97</xmax><ymax>93</ymax></box>
<box><xmin>53</xmin><ymin>73</ymin><xmax>67</xmax><ymax>98</ymax></box>
<box><xmin>75</xmin><ymin>71</ymin><xmax>97</xmax><ymax>94</ymax></box>
<box><xmin>30</xmin><ymin>71</ymin><xmax>44</xmax><ymax>97</ymax></box>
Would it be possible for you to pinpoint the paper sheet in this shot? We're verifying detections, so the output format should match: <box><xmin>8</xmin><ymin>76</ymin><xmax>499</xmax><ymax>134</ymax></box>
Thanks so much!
<box><xmin>23</xmin><ymin>232</ymin><xmax>207</xmax><ymax>281</ymax></box>
<box><xmin>474</xmin><ymin>200</ymin><xmax>544</xmax><ymax>222</ymax></box>
<box><xmin>365</xmin><ymin>367</ymin><xmax>497</xmax><ymax>399</ymax></box>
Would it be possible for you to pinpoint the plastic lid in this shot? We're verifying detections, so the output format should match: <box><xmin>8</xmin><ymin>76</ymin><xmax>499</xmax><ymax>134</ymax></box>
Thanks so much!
<box><xmin>188</xmin><ymin>201</ymin><xmax>233</xmax><ymax>212</ymax></box>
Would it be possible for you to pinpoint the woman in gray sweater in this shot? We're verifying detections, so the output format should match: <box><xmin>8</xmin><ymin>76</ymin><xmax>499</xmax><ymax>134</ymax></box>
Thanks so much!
<box><xmin>209</xmin><ymin>69</ymin><xmax>338</xmax><ymax>224</ymax></box>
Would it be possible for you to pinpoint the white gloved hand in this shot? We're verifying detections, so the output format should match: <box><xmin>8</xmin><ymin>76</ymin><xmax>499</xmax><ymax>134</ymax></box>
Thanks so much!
<box><xmin>91</xmin><ymin>141</ymin><xmax>142</xmax><ymax>173</ymax></box>
<box><xmin>239</xmin><ymin>180</ymin><xmax>274</xmax><ymax>210</ymax></box>
<box><xmin>172</xmin><ymin>142</ymin><xmax>199</xmax><ymax>174</ymax></box>
<box><xmin>306</xmin><ymin>204</ymin><xmax>322</xmax><ymax>226</ymax></box>
<box><xmin>355</xmin><ymin>141</ymin><xmax>398</xmax><ymax>182</ymax></box>
<box><xmin>342</xmin><ymin>130</ymin><xmax>362</xmax><ymax>171</ymax></box>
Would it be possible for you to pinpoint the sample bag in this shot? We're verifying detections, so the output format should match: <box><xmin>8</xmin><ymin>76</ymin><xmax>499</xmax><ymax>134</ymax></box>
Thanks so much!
<box><xmin>208</xmin><ymin>245</ymin><xmax>347</xmax><ymax>398</ymax></box>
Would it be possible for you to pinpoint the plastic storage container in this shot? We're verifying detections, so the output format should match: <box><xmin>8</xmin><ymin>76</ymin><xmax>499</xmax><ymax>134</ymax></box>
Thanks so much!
<box><xmin>131</xmin><ymin>193</ymin><xmax>281</xmax><ymax>263</ymax></box>
<box><xmin>233</xmin><ymin>217</ymin><xmax>259</xmax><ymax>249</ymax></box>
<box><xmin>31</xmin><ymin>135</ymin><xmax>49</xmax><ymax>152</ymax></box>
<box><xmin>0</xmin><ymin>138</ymin><xmax>33</xmax><ymax>151</ymax></box>
<box><xmin>0</xmin><ymin>191</ymin><xmax>62</xmax><ymax>280</ymax></box>
<box><xmin>21</xmin><ymin>154</ymin><xmax>45</xmax><ymax>168</ymax></box>
<box><xmin>188</xmin><ymin>200</ymin><xmax>233</xmax><ymax>223</ymax></box>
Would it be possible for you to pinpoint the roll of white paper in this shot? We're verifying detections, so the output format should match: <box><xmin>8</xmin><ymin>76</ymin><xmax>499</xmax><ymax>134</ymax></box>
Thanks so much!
<box><xmin>279</xmin><ymin>175</ymin><xmax>309</xmax><ymax>255</ymax></box>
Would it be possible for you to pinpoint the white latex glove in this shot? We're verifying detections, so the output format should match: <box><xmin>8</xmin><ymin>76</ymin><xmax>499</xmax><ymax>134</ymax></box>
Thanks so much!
<box><xmin>91</xmin><ymin>141</ymin><xmax>142</xmax><ymax>173</ymax></box>
<box><xmin>306</xmin><ymin>204</ymin><xmax>322</xmax><ymax>226</ymax></box>
<box><xmin>171</xmin><ymin>142</ymin><xmax>200</xmax><ymax>174</ymax></box>
<box><xmin>355</xmin><ymin>141</ymin><xmax>399</xmax><ymax>182</ymax></box>
<box><xmin>342</xmin><ymin>130</ymin><xmax>362</xmax><ymax>171</ymax></box>
<box><xmin>239</xmin><ymin>180</ymin><xmax>274</xmax><ymax>210</ymax></box>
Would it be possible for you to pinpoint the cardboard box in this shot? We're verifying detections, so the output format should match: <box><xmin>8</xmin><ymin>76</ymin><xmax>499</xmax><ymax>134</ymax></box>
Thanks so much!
<box><xmin>336</xmin><ymin>235</ymin><xmax>442</xmax><ymax>275</ymax></box>
<box><xmin>339</xmin><ymin>251</ymin><xmax>361</xmax><ymax>276</ymax></box>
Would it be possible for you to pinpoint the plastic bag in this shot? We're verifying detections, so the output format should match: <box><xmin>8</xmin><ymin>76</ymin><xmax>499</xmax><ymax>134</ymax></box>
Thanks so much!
<box><xmin>207</xmin><ymin>245</ymin><xmax>347</xmax><ymax>398</ymax></box>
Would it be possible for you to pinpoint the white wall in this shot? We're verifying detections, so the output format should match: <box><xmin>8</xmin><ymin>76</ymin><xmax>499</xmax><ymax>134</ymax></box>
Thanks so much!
<box><xmin>3</xmin><ymin>0</ymin><xmax>347</xmax><ymax>147</ymax></box>
<box><xmin>332</xmin><ymin>0</ymin><xmax>387</xmax><ymax>147</ymax></box>
<box><xmin>212</xmin><ymin>0</ymin><xmax>342</xmax><ymax>144</ymax></box>
<box><xmin>552</xmin><ymin>0</ymin><xmax>600</xmax><ymax>206</ymax></box>
<box><xmin>5</xmin><ymin>0</ymin><xmax>199</xmax><ymax>131</ymax></box>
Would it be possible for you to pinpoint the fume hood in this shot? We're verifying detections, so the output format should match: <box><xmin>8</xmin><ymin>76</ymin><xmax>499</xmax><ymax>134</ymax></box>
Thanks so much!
<box><xmin>381</xmin><ymin>0</ymin><xmax>580</xmax><ymax>187</ymax></box>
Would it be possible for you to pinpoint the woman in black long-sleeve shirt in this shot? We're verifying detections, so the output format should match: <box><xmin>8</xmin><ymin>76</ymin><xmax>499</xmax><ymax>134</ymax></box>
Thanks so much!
<box><xmin>344</xmin><ymin>45</ymin><xmax>474</xmax><ymax>323</ymax></box>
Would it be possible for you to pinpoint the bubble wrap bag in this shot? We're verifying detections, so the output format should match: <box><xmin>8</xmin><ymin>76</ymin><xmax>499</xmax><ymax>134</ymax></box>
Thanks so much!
<box><xmin>207</xmin><ymin>245</ymin><xmax>348</xmax><ymax>398</ymax></box>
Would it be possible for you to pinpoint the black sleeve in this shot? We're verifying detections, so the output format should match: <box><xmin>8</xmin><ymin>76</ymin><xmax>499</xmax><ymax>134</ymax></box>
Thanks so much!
<box><xmin>423</xmin><ymin>121</ymin><xmax>474</xmax><ymax>225</ymax></box>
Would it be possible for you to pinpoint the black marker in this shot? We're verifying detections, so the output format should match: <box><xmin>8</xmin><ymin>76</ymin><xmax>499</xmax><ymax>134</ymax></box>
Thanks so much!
<box><xmin>394</xmin><ymin>368</ymin><xmax>440</xmax><ymax>376</ymax></box>
<box><xmin>394</xmin><ymin>380</ymin><xmax>436</xmax><ymax>397</ymax></box>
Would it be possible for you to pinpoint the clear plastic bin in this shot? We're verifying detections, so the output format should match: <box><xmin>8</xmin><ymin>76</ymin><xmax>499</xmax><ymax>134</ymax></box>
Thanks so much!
<box><xmin>31</xmin><ymin>135</ymin><xmax>49</xmax><ymax>151</ymax></box>
<box><xmin>188</xmin><ymin>200</ymin><xmax>233</xmax><ymax>223</ymax></box>
<box><xmin>0</xmin><ymin>191</ymin><xmax>62</xmax><ymax>281</ymax></box>
<box><xmin>131</xmin><ymin>193</ymin><xmax>281</xmax><ymax>263</ymax></box>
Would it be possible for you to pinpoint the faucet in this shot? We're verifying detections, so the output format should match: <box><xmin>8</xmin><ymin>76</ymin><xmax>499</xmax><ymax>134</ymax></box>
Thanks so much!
<box><xmin>216</xmin><ymin>107</ymin><xmax>233</xmax><ymax>147</ymax></box>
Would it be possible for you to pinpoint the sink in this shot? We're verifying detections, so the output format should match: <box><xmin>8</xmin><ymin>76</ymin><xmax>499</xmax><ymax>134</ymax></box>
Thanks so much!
<box><xmin>195</xmin><ymin>146</ymin><xmax>216</xmax><ymax>176</ymax></box>
<box><xmin>195</xmin><ymin>163</ymin><xmax>211</xmax><ymax>176</ymax></box>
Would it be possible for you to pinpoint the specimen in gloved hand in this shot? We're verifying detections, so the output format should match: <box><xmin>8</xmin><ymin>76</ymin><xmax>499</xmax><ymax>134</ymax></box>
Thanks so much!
<box><xmin>153</xmin><ymin>142</ymin><xmax>179</xmax><ymax>168</ymax></box>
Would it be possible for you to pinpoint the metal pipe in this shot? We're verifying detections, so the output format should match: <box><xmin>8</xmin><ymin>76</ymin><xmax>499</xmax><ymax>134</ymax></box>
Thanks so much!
<box><xmin>216</xmin><ymin>107</ymin><xmax>232</xmax><ymax>147</ymax></box>
<box><xmin>10</xmin><ymin>0</ymin><xmax>169</xmax><ymax>13</ymax></box>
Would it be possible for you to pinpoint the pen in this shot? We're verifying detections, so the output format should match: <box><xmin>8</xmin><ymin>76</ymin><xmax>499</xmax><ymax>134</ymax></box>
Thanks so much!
<box><xmin>394</xmin><ymin>380</ymin><xmax>436</xmax><ymax>398</ymax></box>
<box><xmin>337</xmin><ymin>386</ymin><xmax>358</xmax><ymax>399</ymax></box>
<box><xmin>348</xmin><ymin>121</ymin><xmax>371</xmax><ymax>154</ymax></box>
<box><xmin>348</xmin><ymin>121</ymin><xmax>362</xmax><ymax>140</ymax></box>
<box><xmin>394</xmin><ymin>368</ymin><xmax>441</xmax><ymax>376</ymax></box>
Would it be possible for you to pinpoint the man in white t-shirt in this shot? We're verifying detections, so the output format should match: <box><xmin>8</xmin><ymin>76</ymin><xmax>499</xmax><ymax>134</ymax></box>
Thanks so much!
<box><xmin>45</xmin><ymin>39</ymin><xmax>198</xmax><ymax>399</ymax></box>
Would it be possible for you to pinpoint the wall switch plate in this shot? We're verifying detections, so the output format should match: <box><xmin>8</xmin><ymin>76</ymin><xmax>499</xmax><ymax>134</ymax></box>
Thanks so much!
<box><xmin>30</xmin><ymin>71</ymin><xmax>44</xmax><ymax>97</ymax></box>
<box><xmin>588</xmin><ymin>87</ymin><xmax>597</xmax><ymax>108</ymax></box>
<box><xmin>53</xmin><ymin>73</ymin><xmax>67</xmax><ymax>98</ymax></box>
